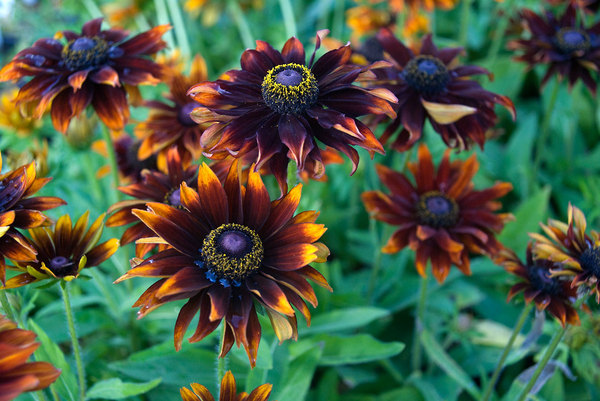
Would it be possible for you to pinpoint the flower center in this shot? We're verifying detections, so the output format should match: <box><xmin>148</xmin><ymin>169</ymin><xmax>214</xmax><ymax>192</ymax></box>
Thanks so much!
<box><xmin>527</xmin><ymin>265</ymin><xmax>562</xmax><ymax>296</ymax></box>
<box><xmin>178</xmin><ymin>102</ymin><xmax>200</xmax><ymax>127</ymax></box>
<box><xmin>48</xmin><ymin>256</ymin><xmax>75</xmax><ymax>278</ymax></box>
<box><xmin>197</xmin><ymin>223</ymin><xmax>264</xmax><ymax>286</ymax></box>
<box><xmin>580</xmin><ymin>246</ymin><xmax>600</xmax><ymax>278</ymax></box>
<box><xmin>61</xmin><ymin>36</ymin><xmax>110</xmax><ymax>71</ymax></box>
<box><xmin>402</xmin><ymin>55</ymin><xmax>450</xmax><ymax>95</ymax></box>
<box><xmin>164</xmin><ymin>188</ymin><xmax>182</xmax><ymax>208</ymax></box>
<box><xmin>261</xmin><ymin>63</ymin><xmax>319</xmax><ymax>115</ymax></box>
<box><xmin>416</xmin><ymin>191</ymin><xmax>459</xmax><ymax>228</ymax></box>
<box><xmin>555</xmin><ymin>28</ymin><xmax>591</xmax><ymax>54</ymax></box>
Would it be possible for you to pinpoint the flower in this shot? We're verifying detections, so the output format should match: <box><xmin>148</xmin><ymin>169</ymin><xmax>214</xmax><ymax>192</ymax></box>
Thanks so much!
<box><xmin>0</xmin><ymin>88</ymin><xmax>41</xmax><ymax>135</ymax></box>
<box><xmin>180</xmin><ymin>371</ymin><xmax>272</xmax><ymax>401</ymax></box>
<box><xmin>184</xmin><ymin>0</ymin><xmax>264</xmax><ymax>26</ymax></box>
<box><xmin>116</xmin><ymin>161</ymin><xmax>331</xmax><ymax>367</ymax></box>
<box><xmin>346</xmin><ymin>5</ymin><xmax>394</xmax><ymax>38</ymax></box>
<box><xmin>107</xmin><ymin>147</ymin><xmax>197</xmax><ymax>257</ymax></box>
<box><xmin>362</xmin><ymin>144</ymin><xmax>513</xmax><ymax>283</ymax></box>
<box><xmin>135</xmin><ymin>55</ymin><xmax>208</xmax><ymax>168</ymax></box>
<box><xmin>508</xmin><ymin>4</ymin><xmax>600</xmax><ymax>93</ymax></box>
<box><xmin>0</xmin><ymin>18</ymin><xmax>170</xmax><ymax>133</ymax></box>
<box><xmin>0</xmin><ymin>152</ymin><xmax>66</xmax><ymax>285</ymax></box>
<box><xmin>498</xmin><ymin>244</ymin><xmax>580</xmax><ymax>327</ymax></box>
<box><xmin>2</xmin><ymin>212</ymin><xmax>119</xmax><ymax>288</ymax></box>
<box><xmin>386</xmin><ymin>0</ymin><xmax>458</xmax><ymax>13</ymax></box>
<box><xmin>374</xmin><ymin>29</ymin><xmax>515</xmax><ymax>151</ymax></box>
<box><xmin>530</xmin><ymin>203</ymin><xmax>600</xmax><ymax>302</ymax></box>
<box><xmin>0</xmin><ymin>314</ymin><xmax>61</xmax><ymax>401</ymax></box>
<box><xmin>188</xmin><ymin>31</ymin><xmax>396</xmax><ymax>191</ymax></box>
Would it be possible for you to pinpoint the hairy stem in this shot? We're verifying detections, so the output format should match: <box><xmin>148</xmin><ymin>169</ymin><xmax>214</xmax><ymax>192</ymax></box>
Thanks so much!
<box><xmin>60</xmin><ymin>282</ymin><xmax>86</xmax><ymax>401</ymax></box>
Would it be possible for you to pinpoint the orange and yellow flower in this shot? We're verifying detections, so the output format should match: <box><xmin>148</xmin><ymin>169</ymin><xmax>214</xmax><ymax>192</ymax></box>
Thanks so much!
<box><xmin>181</xmin><ymin>371</ymin><xmax>272</xmax><ymax>401</ymax></box>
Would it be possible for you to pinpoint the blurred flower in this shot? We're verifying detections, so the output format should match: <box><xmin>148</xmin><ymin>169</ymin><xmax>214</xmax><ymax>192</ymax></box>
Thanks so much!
<box><xmin>64</xmin><ymin>111</ymin><xmax>98</xmax><ymax>150</ymax></box>
<box><xmin>116</xmin><ymin>161</ymin><xmax>331</xmax><ymax>367</ymax></box>
<box><xmin>0</xmin><ymin>88</ymin><xmax>41</xmax><ymax>135</ymax></box>
<box><xmin>0</xmin><ymin>314</ymin><xmax>61</xmax><ymax>401</ymax></box>
<box><xmin>107</xmin><ymin>147</ymin><xmax>196</xmax><ymax>257</ymax></box>
<box><xmin>3</xmin><ymin>212</ymin><xmax>119</xmax><ymax>288</ymax></box>
<box><xmin>3</xmin><ymin>140</ymin><xmax>49</xmax><ymax>178</ymax></box>
<box><xmin>0</xmin><ymin>152</ymin><xmax>66</xmax><ymax>285</ymax></box>
<box><xmin>498</xmin><ymin>243</ymin><xmax>580</xmax><ymax>327</ymax></box>
<box><xmin>0</xmin><ymin>18</ymin><xmax>170</xmax><ymax>133</ymax></box>
<box><xmin>135</xmin><ymin>55</ymin><xmax>208</xmax><ymax>168</ymax></box>
<box><xmin>184</xmin><ymin>0</ymin><xmax>264</xmax><ymax>26</ymax></box>
<box><xmin>402</xmin><ymin>12</ymin><xmax>430</xmax><ymax>44</ymax></box>
<box><xmin>530</xmin><ymin>203</ymin><xmax>600</xmax><ymax>302</ymax></box>
<box><xmin>103</xmin><ymin>0</ymin><xmax>153</xmax><ymax>28</ymax></box>
<box><xmin>509</xmin><ymin>4</ymin><xmax>600</xmax><ymax>93</ymax></box>
<box><xmin>387</xmin><ymin>0</ymin><xmax>458</xmax><ymax>12</ymax></box>
<box><xmin>180</xmin><ymin>371</ymin><xmax>272</xmax><ymax>401</ymax></box>
<box><xmin>362</xmin><ymin>144</ymin><xmax>513</xmax><ymax>283</ymax></box>
<box><xmin>347</xmin><ymin>5</ymin><xmax>394</xmax><ymax>38</ymax></box>
<box><xmin>374</xmin><ymin>29</ymin><xmax>515</xmax><ymax>151</ymax></box>
<box><xmin>188</xmin><ymin>31</ymin><xmax>396</xmax><ymax>191</ymax></box>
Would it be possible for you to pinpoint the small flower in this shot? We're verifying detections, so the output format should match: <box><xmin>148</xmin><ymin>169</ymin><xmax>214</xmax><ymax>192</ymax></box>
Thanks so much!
<box><xmin>107</xmin><ymin>147</ymin><xmax>197</xmax><ymax>257</ymax></box>
<box><xmin>0</xmin><ymin>88</ymin><xmax>41</xmax><ymax>135</ymax></box>
<box><xmin>0</xmin><ymin>314</ymin><xmax>61</xmax><ymax>401</ymax></box>
<box><xmin>374</xmin><ymin>29</ymin><xmax>515</xmax><ymax>151</ymax></box>
<box><xmin>387</xmin><ymin>0</ymin><xmax>458</xmax><ymax>13</ymax></box>
<box><xmin>2</xmin><ymin>212</ymin><xmax>119</xmax><ymax>288</ymax></box>
<box><xmin>116</xmin><ymin>161</ymin><xmax>331</xmax><ymax>367</ymax></box>
<box><xmin>135</xmin><ymin>55</ymin><xmax>208</xmax><ymax>167</ymax></box>
<box><xmin>530</xmin><ymin>203</ymin><xmax>600</xmax><ymax>301</ymax></box>
<box><xmin>346</xmin><ymin>5</ymin><xmax>394</xmax><ymax>38</ymax></box>
<box><xmin>362</xmin><ymin>144</ymin><xmax>513</xmax><ymax>283</ymax></box>
<box><xmin>180</xmin><ymin>371</ymin><xmax>273</xmax><ymax>401</ymax></box>
<box><xmin>508</xmin><ymin>4</ymin><xmax>600</xmax><ymax>93</ymax></box>
<box><xmin>498</xmin><ymin>244</ymin><xmax>580</xmax><ymax>327</ymax></box>
<box><xmin>184</xmin><ymin>0</ymin><xmax>264</xmax><ymax>26</ymax></box>
<box><xmin>0</xmin><ymin>152</ymin><xmax>66</xmax><ymax>284</ymax></box>
<box><xmin>0</xmin><ymin>18</ymin><xmax>170</xmax><ymax>133</ymax></box>
<box><xmin>188</xmin><ymin>31</ymin><xmax>396</xmax><ymax>191</ymax></box>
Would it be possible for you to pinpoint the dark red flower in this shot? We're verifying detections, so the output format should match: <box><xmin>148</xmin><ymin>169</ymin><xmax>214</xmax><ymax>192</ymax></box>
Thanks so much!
<box><xmin>362</xmin><ymin>144</ymin><xmax>513</xmax><ymax>282</ymax></box>
<box><xmin>374</xmin><ymin>29</ymin><xmax>515</xmax><ymax>151</ymax></box>
<box><xmin>180</xmin><ymin>371</ymin><xmax>272</xmax><ymax>401</ymax></box>
<box><xmin>116</xmin><ymin>161</ymin><xmax>331</xmax><ymax>367</ymax></box>
<box><xmin>188</xmin><ymin>31</ymin><xmax>396</xmax><ymax>191</ymax></box>
<box><xmin>0</xmin><ymin>18</ymin><xmax>170</xmax><ymax>133</ymax></box>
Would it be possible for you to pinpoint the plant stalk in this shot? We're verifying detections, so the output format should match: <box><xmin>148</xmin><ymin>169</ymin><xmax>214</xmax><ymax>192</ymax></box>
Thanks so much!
<box><xmin>166</xmin><ymin>0</ymin><xmax>192</xmax><ymax>59</ymax></box>
<box><xmin>216</xmin><ymin>322</ymin><xmax>228</xmax><ymax>393</ymax></box>
<box><xmin>411</xmin><ymin>274</ymin><xmax>429</xmax><ymax>372</ymax></box>
<box><xmin>60</xmin><ymin>282</ymin><xmax>86</xmax><ymax>401</ymax></box>
<box><xmin>532</xmin><ymin>79</ymin><xmax>560</xmax><ymax>184</ymax></box>
<box><xmin>278</xmin><ymin>0</ymin><xmax>297</xmax><ymax>38</ymax></box>
<box><xmin>99</xmin><ymin>126</ymin><xmax>120</xmax><ymax>204</ymax></box>
<box><xmin>459</xmin><ymin>0</ymin><xmax>473</xmax><ymax>47</ymax></box>
<box><xmin>227</xmin><ymin>0</ymin><xmax>255</xmax><ymax>50</ymax></box>
<box><xmin>0</xmin><ymin>290</ymin><xmax>16</xmax><ymax>322</ymax></box>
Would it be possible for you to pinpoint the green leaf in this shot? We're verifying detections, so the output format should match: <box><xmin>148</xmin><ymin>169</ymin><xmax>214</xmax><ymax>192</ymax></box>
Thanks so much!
<box><xmin>497</xmin><ymin>186</ymin><xmax>551</xmax><ymax>256</ymax></box>
<box><xmin>302</xmin><ymin>307</ymin><xmax>390</xmax><ymax>335</ymax></box>
<box><xmin>86</xmin><ymin>378</ymin><xmax>162</xmax><ymax>400</ymax></box>
<box><xmin>291</xmin><ymin>334</ymin><xmax>404</xmax><ymax>366</ymax></box>
<box><xmin>421</xmin><ymin>330</ymin><xmax>481</xmax><ymax>399</ymax></box>
<box><xmin>28</xmin><ymin>319</ymin><xmax>78</xmax><ymax>401</ymax></box>
<box><xmin>275</xmin><ymin>346</ymin><xmax>322</xmax><ymax>401</ymax></box>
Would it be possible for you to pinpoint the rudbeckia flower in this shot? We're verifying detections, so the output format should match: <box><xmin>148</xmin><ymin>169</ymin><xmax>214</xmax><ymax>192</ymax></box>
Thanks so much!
<box><xmin>0</xmin><ymin>18</ymin><xmax>170</xmax><ymax>133</ymax></box>
<box><xmin>180</xmin><ymin>371</ymin><xmax>272</xmax><ymax>401</ymax></box>
<box><xmin>116</xmin><ymin>161</ymin><xmax>331</xmax><ymax>367</ymax></box>
<box><xmin>362</xmin><ymin>144</ymin><xmax>513</xmax><ymax>283</ymax></box>
<box><xmin>374</xmin><ymin>29</ymin><xmax>515</xmax><ymax>151</ymax></box>
<box><xmin>188</xmin><ymin>31</ymin><xmax>396</xmax><ymax>191</ymax></box>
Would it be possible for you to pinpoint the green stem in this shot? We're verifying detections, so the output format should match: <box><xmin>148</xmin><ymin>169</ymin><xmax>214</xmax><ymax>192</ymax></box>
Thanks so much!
<box><xmin>216</xmin><ymin>322</ymin><xmax>228</xmax><ymax>393</ymax></box>
<box><xmin>227</xmin><ymin>0</ymin><xmax>255</xmax><ymax>50</ymax></box>
<box><xmin>60</xmin><ymin>282</ymin><xmax>86</xmax><ymax>401</ymax></box>
<box><xmin>81</xmin><ymin>0</ymin><xmax>103</xmax><ymax>18</ymax></box>
<box><xmin>459</xmin><ymin>0</ymin><xmax>473</xmax><ymax>47</ymax></box>
<box><xmin>278</xmin><ymin>0</ymin><xmax>297</xmax><ymax>38</ymax></box>
<box><xmin>367</xmin><ymin>218</ymin><xmax>382</xmax><ymax>302</ymax></box>
<box><xmin>0</xmin><ymin>290</ymin><xmax>16</xmax><ymax>322</ymax></box>
<box><xmin>481</xmin><ymin>303</ymin><xmax>534</xmax><ymax>401</ymax></box>
<box><xmin>411</xmin><ymin>274</ymin><xmax>429</xmax><ymax>372</ymax></box>
<box><xmin>49</xmin><ymin>385</ymin><xmax>60</xmax><ymax>401</ymax></box>
<box><xmin>154</xmin><ymin>0</ymin><xmax>176</xmax><ymax>50</ymax></box>
<box><xmin>486</xmin><ymin>0</ymin><xmax>514</xmax><ymax>66</ymax></box>
<box><xmin>516</xmin><ymin>325</ymin><xmax>568</xmax><ymax>401</ymax></box>
<box><xmin>380</xmin><ymin>359</ymin><xmax>404</xmax><ymax>384</ymax></box>
<box><xmin>166</xmin><ymin>0</ymin><xmax>192</xmax><ymax>59</ymax></box>
<box><xmin>99</xmin><ymin>125</ymin><xmax>120</xmax><ymax>204</ymax></box>
<box><xmin>332</xmin><ymin>0</ymin><xmax>345</xmax><ymax>42</ymax></box>
<box><xmin>532</xmin><ymin>79</ymin><xmax>560</xmax><ymax>184</ymax></box>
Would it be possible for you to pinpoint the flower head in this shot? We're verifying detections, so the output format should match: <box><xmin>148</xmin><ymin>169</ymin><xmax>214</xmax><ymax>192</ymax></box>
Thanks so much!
<box><xmin>0</xmin><ymin>88</ymin><xmax>41</xmax><ymax>135</ymax></box>
<box><xmin>362</xmin><ymin>144</ymin><xmax>513</xmax><ymax>283</ymax></box>
<box><xmin>509</xmin><ymin>4</ymin><xmax>600</xmax><ymax>93</ymax></box>
<box><xmin>180</xmin><ymin>371</ymin><xmax>272</xmax><ymax>401</ymax></box>
<box><xmin>387</xmin><ymin>0</ymin><xmax>458</xmax><ymax>13</ymax></box>
<box><xmin>530</xmin><ymin>203</ymin><xmax>600</xmax><ymax>301</ymax></box>
<box><xmin>498</xmin><ymin>244</ymin><xmax>580</xmax><ymax>327</ymax></box>
<box><xmin>188</xmin><ymin>31</ymin><xmax>396</xmax><ymax>191</ymax></box>
<box><xmin>0</xmin><ymin>315</ymin><xmax>61</xmax><ymax>401</ymax></box>
<box><xmin>374</xmin><ymin>29</ymin><xmax>515</xmax><ymax>151</ymax></box>
<box><xmin>135</xmin><ymin>55</ymin><xmax>208</xmax><ymax>167</ymax></box>
<box><xmin>0</xmin><ymin>18</ymin><xmax>170</xmax><ymax>133</ymax></box>
<box><xmin>116</xmin><ymin>161</ymin><xmax>331</xmax><ymax>366</ymax></box>
<box><xmin>3</xmin><ymin>212</ymin><xmax>119</xmax><ymax>288</ymax></box>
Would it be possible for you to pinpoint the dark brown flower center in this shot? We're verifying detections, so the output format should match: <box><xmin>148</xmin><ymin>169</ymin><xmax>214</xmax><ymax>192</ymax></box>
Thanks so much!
<box><xmin>580</xmin><ymin>246</ymin><xmax>600</xmax><ymax>278</ymax></box>
<box><xmin>61</xmin><ymin>36</ymin><xmax>110</xmax><ymax>71</ymax></box>
<box><xmin>164</xmin><ymin>188</ymin><xmax>182</xmax><ymax>207</ymax></box>
<box><xmin>416</xmin><ymin>191</ymin><xmax>459</xmax><ymax>228</ymax></box>
<box><xmin>48</xmin><ymin>256</ymin><xmax>75</xmax><ymax>277</ymax></box>
<box><xmin>261</xmin><ymin>63</ymin><xmax>319</xmax><ymax>115</ymax></box>
<box><xmin>178</xmin><ymin>102</ymin><xmax>200</xmax><ymax>127</ymax></box>
<box><xmin>527</xmin><ymin>265</ymin><xmax>563</xmax><ymax>296</ymax></box>
<box><xmin>555</xmin><ymin>28</ymin><xmax>591</xmax><ymax>54</ymax></box>
<box><xmin>197</xmin><ymin>223</ymin><xmax>264</xmax><ymax>286</ymax></box>
<box><xmin>403</xmin><ymin>55</ymin><xmax>450</xmax><ymax>95</ymax></box>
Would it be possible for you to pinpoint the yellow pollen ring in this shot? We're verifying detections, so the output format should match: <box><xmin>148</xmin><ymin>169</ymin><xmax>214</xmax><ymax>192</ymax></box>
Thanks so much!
<box><xmin>261</xmin><ymin>63</ymin><xmax>319</xmax><ymax>114</ymax></box>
